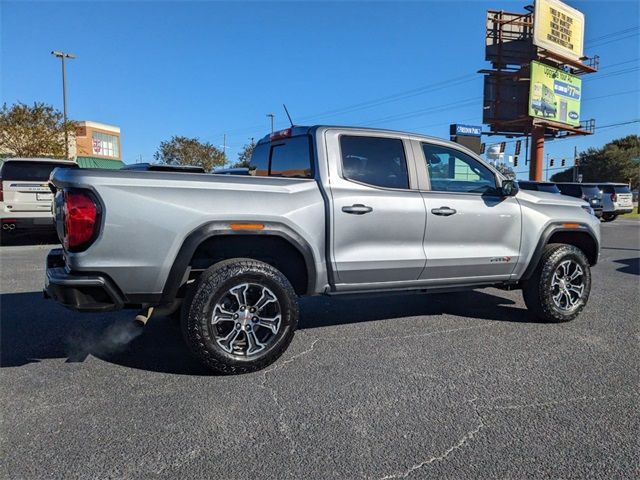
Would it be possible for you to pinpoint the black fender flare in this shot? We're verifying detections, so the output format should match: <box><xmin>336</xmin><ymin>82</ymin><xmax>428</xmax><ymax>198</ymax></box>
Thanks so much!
<box><xmin>521</xmin><ymin>222</ymin><xmax>599</xmax><ymax>281</ymax></box>
<box><xmin>160</xmin><ymin>221</ymin><xmax>317</xmax><ymax>302</ymax></box>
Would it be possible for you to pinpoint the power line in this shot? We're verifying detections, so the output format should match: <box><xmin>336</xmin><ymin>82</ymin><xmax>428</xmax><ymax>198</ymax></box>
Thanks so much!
<box><xmin>299</xmin><ymin>75</ymin><xmax>477</xmax><ymax>122</ymax></box>
<box><xmin>586</xmin><ymin>26</ymin><xmax>640</xmax><ymax>45</ymax></box>
<box><xmin>588</xmin><ymin>32</ymin><xmax>640</xmax><ymax>49</ymax></box>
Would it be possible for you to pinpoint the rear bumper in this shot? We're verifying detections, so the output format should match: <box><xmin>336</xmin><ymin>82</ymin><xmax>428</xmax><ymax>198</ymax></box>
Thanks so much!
<box><xmin>44</xmin><ymin>249</ymin><xmax>125</xmax><ymax>312</ymax></box>
<box><xmin>1</xmin><ymin>216</ymin><xmax>54</xmax><ymax>231</ymax></box>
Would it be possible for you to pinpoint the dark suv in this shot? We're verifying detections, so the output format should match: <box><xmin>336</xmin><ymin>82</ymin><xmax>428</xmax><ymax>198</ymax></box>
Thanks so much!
<box><xmin>517</xmin><ymin>181</ymin><xmax>561</xmax><ymax>194</ymax></box>
<box><xmin>555</xmin><ymin>183</ymin><xmax>604</xmax><ymax>218</ymax></box>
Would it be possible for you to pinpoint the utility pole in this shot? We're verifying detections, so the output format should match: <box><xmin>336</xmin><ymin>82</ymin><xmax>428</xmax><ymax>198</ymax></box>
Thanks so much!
<box><xmin>222</xmin><ymin>133</ymin><xmax>227</xmax><ymax>155</ymax></box>
<box><xmin>572</xmin><ymin>146</ymin><xmax>578</xmax><ymax>182</ymax></box>
<box><xmin>545</xmin><ymin>153</ymin><xmax>549</xmax><ymax>180</ymax></box>
<box><xmin>51</xmin><ymin>51</ymin><xmax>76</xmax><ymax>159</ymax></box>
<box><xmin>266</xmin><ymin>113</ymin><xmax>275</xmax><ymax>134</ymax></box>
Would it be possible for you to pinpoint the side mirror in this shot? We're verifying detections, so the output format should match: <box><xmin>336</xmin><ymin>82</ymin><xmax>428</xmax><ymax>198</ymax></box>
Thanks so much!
<box><xmin>501</xmin><ymin>179</ymin><xmax>519</xmax><ymax>197</ymax></box>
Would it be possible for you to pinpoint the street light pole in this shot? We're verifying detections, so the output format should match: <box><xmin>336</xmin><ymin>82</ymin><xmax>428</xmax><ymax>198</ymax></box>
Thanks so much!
<box><xmin>51</xmin><ymin>51</ymin><xmax>76</xmax><ymax>159</ymax></box>
<box><xmin>266</xmin><ymin>113</ymin><xmax>275</xmax><ymax>135</ymax></box>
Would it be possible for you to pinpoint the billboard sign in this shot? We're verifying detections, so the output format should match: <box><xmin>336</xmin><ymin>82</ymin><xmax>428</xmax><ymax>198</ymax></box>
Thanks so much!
<box><xmin>528</xmin><ymin>61</ymin><xmax>582</xmax><ymax>126</ymax></box>
<box><xmin>533</xmin><ymin>0</ymin><xmax>585</xmax><ymax>61</ymax></box>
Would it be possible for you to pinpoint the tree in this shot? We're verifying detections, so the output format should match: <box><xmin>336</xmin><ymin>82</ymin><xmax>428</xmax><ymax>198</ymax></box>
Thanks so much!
<box><xmin>551</xmin><ymin>135</ymin><xmax>639</xmax><ymax>188</ymax></box>
<box><xmin>0</xmin><ymin>102</ymin><xmax>76</xmax><ymax>158</ymax></box>
<box><xmin>233</xmin><ymin>139</ymin><xmax>256</xmax><ymax>168</ymax></box>
<box><xmin>495</xmin><ymin>162</ymin><xmax>516</xmax><ymax>179</ymax></box>
<box><xmin>153</xmin><ymin>135</ymin><xmax>226</xmax><ymax>172</ymax></box>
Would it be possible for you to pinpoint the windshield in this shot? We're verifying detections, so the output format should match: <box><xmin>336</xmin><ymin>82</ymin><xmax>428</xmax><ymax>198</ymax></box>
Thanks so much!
<box><xmin>0</xmin><ymin>161</ymin><xmax>78</xmax><ymax>181</ymax></box>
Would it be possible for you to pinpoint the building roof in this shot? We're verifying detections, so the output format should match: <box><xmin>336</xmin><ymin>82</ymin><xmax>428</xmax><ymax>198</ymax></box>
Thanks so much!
<box><xmin>78</xmin><ymin>121</ymin><xmax>120</xmax><ymax>133</ymax></box>
<box><xmin>76</xmin><ymin>156</ymin><xmax>123</xmax><ymax>169</ymax></box>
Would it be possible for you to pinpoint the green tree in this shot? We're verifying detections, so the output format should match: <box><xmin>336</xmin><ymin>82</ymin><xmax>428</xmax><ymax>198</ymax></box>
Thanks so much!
<box><xmin>551</xmin><ymin>135</ymin><xmax>640</xmax><ymax>188</ymax></box>
<box><xmin>495</xmin><ymin>162</ymin><xmax>516</xmax><ymax>179</ymax></box>
<box><xmin>0</xmin><ymin>102</ymin><xmax>76</xmax><ymax>158</ymax></box>
<box><xmin>154</xmin><ymin>135</ymin><xmax>226</xmax><ymax>172</ymax></box>
<box><xmin>233</xmin><ymin>139</ymin><xmax>256</xmax><ymax>168</ymax></box>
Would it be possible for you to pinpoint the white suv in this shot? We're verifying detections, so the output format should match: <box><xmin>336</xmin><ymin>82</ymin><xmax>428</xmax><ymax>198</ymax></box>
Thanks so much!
<box><xmin>597</xmin><ymin>183</ymin><xmax>634</xmax><ymax>222</ymax></box>
<box><xmin>1</xmin><ymin>158</ymin><xmax>78</xmax><ymax>234</ymax></box>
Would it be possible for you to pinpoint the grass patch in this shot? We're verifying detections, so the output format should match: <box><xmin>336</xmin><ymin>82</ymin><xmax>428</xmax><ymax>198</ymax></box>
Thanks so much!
<box><xmin>620</xmin><ymin>211</ymin><xmax>640</xmax><ymax>219</ymax></box>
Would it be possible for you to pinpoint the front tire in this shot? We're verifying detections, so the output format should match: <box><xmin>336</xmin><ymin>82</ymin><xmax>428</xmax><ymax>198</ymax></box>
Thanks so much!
<box><xmin>602</xmin><ymin>213</ymin><xmax>618</xmax><ymax>222</ymax></box>
<box><xmin>522</xmin><ymin>244</ymin><xmax>591</xmax><ymax>323</ymax></box>
<box><xmin>182</xmin><ymin>258</ymin><xmax>298</xmax><ymax>374</ymax></box>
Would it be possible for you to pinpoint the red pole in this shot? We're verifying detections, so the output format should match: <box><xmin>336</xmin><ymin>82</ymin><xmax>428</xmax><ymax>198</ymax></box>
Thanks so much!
<box><xmin>529</xmin><ymin>125</ymin><xmax>544</xmax><ymax>181</ymax></box>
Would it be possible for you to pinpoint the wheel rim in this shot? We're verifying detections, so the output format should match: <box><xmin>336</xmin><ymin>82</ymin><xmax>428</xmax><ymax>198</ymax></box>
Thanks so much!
<box><xmin>209</xmin><ymin>283</ymin><xmax>282</xmax><ymax>357</ymax></box>
<box><xmin>550</xmin><ymin>260</ymin><xmax>585</xmax><ymax>311</ymax></box>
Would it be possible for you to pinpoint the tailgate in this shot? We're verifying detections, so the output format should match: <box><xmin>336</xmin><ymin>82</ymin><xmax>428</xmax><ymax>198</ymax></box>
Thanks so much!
<box><xmin>616</xmin><ymin>193</ymin><xmax>633</xmax><ymax>207</ymax></box>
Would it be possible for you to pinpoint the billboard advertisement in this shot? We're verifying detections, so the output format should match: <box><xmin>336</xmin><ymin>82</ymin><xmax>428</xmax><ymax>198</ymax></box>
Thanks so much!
<box><xmin>533</xmin><ymin>0</ymin><xmax>585</xmax><ymax>61</ymax></box>
<box><xmin>528</xmin><ymin>61</ymin><xmax>582</xmax><ymax>126</ymax></box>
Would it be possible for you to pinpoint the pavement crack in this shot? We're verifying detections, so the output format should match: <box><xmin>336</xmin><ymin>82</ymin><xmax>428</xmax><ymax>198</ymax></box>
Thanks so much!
<box><xmin>485</xmin><ymin>392</ymin><xmax>637</xmax><ymax>412</ymax></box>
<box><xmin>259</xmin><ymin>338</ymin><xmax>320</xmax><ymax>454</ymax></box>
<box><xmin>377</xmin><ymin>398</ymin><xmax>486</xmax><ymax>480</ymax></box>
<box><xmin>329</xmin><ymin>324</ymin><xmax>490</xmax><ymax>343</ymax></box>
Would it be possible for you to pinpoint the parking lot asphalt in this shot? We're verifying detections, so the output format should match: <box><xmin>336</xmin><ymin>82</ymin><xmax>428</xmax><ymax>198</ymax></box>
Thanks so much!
<box><xmin>1</xmin><ymin>220</ymin><xmax>638</xmax><ymax>479</ymax></box>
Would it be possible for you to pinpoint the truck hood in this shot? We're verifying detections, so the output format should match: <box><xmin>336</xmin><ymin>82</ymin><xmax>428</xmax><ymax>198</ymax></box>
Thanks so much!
<box><xmin>516</xmin><ymin>190</ymin><xmax>587</xmax><ymax>207</ymax></box>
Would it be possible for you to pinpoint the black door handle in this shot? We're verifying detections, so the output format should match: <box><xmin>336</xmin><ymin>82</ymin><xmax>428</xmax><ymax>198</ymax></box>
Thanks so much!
<box><xmin>342</xmin><ymin>204</ymin><xmax>373</xmax><ymax>215</ymax></box>
<box><xmin>431</xmin><ymin>206</ymin><xmax>457</xmax><ymax>216</ymax></box>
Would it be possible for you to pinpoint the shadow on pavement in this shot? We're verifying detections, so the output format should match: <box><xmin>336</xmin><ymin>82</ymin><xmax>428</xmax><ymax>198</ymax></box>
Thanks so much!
<box><xmin>1</xmin><ymin>288</ymin><xmax>532</xmax><ymax>375</ymax></box>
<box><xmin>0</xmin><ymin>230</ymin><xmax>60</xmax><ymax>247</ymax></box>
<box><xmin>613</xmin><ymin>257</ymin><xmax>639</xmax><ymax>276</ymax></box>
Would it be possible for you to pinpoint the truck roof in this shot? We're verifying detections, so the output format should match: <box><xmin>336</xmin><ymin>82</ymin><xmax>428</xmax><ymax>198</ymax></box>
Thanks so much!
<box><xmin>257</xmin><ymin>125</ymin><xmax>468</xmax><ymax>147</ymax></box>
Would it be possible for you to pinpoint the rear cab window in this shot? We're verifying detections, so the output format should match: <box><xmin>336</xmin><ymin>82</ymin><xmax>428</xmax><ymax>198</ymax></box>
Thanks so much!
<box><xmin>249</xmin><ymin>136</ymin><xmax>313</xmax><ymax>178</ymax></box>
<box><xmin>339</xmin><ymin>135</ymin><xmax>409</xmax><ymax>189</ymax></box>
<box><xmin>537</xmin><ymin>184</ymin><xmax>560</xmax><ymax>194</ymax></box>
<box><xmin>1</xmin><ymin>161</ymin><xmax>78</xmax><ymax>181</ymax></box>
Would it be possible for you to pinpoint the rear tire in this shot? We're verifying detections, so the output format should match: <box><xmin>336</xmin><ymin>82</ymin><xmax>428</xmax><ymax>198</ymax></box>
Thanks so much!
<box><xmin>182</xmin><ymin>258</ymin><xmax>298</xmax><ymax>374</ymax></box>
<box><xmin>602</xmin><ymin>213</ymin><xmax>617</xmax><ymax>222</ymax></box>
<box><xmin>522</xmin><ymin>243</ymin><xmax>591</xmax><ymax>323</ymax></box>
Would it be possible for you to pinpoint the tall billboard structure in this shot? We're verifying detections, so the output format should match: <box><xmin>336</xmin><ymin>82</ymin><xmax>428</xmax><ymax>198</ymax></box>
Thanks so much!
<box><xmin>481</xmin><ymin>0</ymin><xmax>597</xmax><ymax>181</ymax></box>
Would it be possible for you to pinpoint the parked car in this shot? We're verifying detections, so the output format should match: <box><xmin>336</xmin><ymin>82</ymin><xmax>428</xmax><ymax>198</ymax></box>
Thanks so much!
<box><xmin>121</xmin><ymin>163</ymin><xmax>206</xmax><ymax>173</ymax></box>
<box><xmin>595</xmin><ymin>183</ymin><xmax>634</xmax><ymax>221</ymax></box>
<box><xmin>517</xmin><ymin>181</ymin><xmax>561</xmax><ymax>194</ymax></box>
<box><xmin>555</xmin><ymin>183</ymin><xmax>604</xmax><ymax>218</ymax></box>
<box><xmin>1</xmin><ymin>158</ymin><xmax>78</xmax><ymax>234</ymax></box>
<box><xmin>45</xmin><ymin>126</ymin><xmax>600</xmax><ymax>374</ymax></box>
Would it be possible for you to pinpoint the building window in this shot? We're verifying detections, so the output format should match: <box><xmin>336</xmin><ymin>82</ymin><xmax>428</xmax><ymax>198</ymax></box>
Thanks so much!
<box><xmin>92</xmin><ymin>132</ymin><xmax>119</xmax><ymax>158</ymax></box>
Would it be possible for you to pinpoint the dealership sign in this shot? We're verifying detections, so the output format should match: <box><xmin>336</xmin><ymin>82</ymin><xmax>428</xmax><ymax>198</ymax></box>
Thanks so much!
<box><xmin>450</xmin><ymin>124</ymin><xmax>482</xmax><ymax>137</ymax></box>
<box><xmin>528</xmin><ymin>61</ymin><xmax>582</xmax><ymax>126</ymax></box>
<box><xmin>533</xmin><ymin>0</ymin><xmax>585</xmax><ymax>61</ymax></box>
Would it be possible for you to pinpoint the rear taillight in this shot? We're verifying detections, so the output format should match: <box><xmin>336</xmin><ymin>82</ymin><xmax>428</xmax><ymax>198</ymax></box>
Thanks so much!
<box><xmin>63</xmin><ymin>190</ymin><xmax>99</xmax><ymax>251</ymax></box>
<box><xmin>611</xmin><ymin>193</ymin><xmax>617</xmax><ymax>202</ymax></box>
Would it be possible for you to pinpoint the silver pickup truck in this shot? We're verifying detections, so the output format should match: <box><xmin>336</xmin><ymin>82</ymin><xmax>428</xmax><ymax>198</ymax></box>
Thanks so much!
<box><xmin>45</xmin><ymin>126</ymin><xmax>600</xmax><ymax>374</ymax></box>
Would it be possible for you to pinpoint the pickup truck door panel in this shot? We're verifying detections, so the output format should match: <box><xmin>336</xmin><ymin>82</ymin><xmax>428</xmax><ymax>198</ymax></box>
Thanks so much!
<box><xmin>324</xmin><ymin>131</ymin><xmax>427</xmax><ymax>285</ymax></box>
<box><xmin>413</xmin><ymin>140</ymin><xmax>522</xmax><ymax>283</ymax></box>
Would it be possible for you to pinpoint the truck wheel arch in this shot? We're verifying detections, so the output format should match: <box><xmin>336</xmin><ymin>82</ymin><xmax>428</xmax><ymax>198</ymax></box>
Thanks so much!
<box><xmin>161</xmin><ymin>222</ymin><xmax>317</xmax><ymax>302</ymax></box>
<box><xmin>521</xmin><ymin>223</ymin><xmax>599</xmax><ymax>281</ymax></box>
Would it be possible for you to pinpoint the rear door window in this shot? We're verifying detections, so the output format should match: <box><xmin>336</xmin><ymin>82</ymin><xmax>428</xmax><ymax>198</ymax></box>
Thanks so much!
<box><xmin>340</xmin><ymin>135</ymin><xmax>409</xmax><ymax>189</ymax></box>
<box><xmin>1</xmin><ymin>161</ymin><xmax>78</xmax><ymax>181</ymax></box>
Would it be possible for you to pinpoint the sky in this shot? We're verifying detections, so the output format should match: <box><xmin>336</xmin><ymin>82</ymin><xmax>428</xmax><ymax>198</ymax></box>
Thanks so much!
<box><xmin>2</xmin><ymin>0</ymin><xmax>639</xmax><ymax>179</ymax></box>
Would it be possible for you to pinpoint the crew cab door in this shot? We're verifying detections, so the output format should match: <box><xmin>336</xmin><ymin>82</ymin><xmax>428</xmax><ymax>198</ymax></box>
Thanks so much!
<box><xmin>324</xmin><ymin>131</ymin><xmax>427</xmax><ymax>286</ymax></box>
<box><xmin>414</xmin><ymin>140</ymin><xmax>521</xmax><ymax>283</ymax></box>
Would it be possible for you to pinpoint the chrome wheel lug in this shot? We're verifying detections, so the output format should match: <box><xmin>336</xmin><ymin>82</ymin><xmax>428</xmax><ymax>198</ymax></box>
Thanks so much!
<box><xmin>235</xmin><ymin>322</ymin><xmax>241</xmax><ymax>329</ymax></box>
<box><xmin>252</xmin><ymin>316</ymin><xmax>258</xmax><ymax>322</ymax></box>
